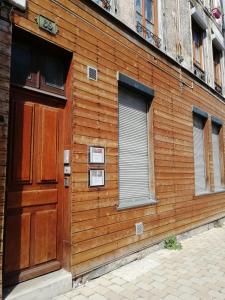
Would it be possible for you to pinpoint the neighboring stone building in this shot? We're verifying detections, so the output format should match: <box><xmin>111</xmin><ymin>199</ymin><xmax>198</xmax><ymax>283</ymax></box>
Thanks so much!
<box><xmin>1</xmin><ymin>0</ymin><xmax>225</xmax><ymax>298</ymax></box>
<box><xmin>95</xmin><ymin>0</ymin><xmax>225</xmax><ymax>93</ymax></box>
<box><xmin>0</xmin><ymin>2</ymin><xmax>11</xmax><ymax>299</ymax></box>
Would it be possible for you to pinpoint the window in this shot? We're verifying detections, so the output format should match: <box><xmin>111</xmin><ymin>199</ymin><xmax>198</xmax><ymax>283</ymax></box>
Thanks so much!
<box><xmin>11</xmin><ymin>43</ymin><xmax>32</xmax><ymax>86</ymax></box>
<box><xmin>213</xmin><ymin>45</ymin><xmax>222</xmax><ymax>91</ymax></box>
<box><xmin>41</xmin><ymin>54</ymin><xmax>65</xmax><ymax>91</ymax></box>
<box><xmin>193</xmin><ymin>113</ymin><xmax>209</xmax><ymax>195</ymax></box>
<box><xmin>212</xmin><ymin>121</ymin><xmax>224</xmax><ymax>191</ymax></box>
<box><xmin>11</xmin><ymin>30</ymin><xmax>71</xmax><ymax>96</ymax></box>
<box><xmin>118</xmin><ymin>86</ymin><xmax>153</xmax><ymax>209</ymax></box>
<box><xmin>136</xmin><ymin>0</ymin><xmax>159</xmax><ymax>47</ymax></box>
<box><xmin>192</xmin><ymin>20</ymin><xmax>204</xmax><ymax>72</ymax></box>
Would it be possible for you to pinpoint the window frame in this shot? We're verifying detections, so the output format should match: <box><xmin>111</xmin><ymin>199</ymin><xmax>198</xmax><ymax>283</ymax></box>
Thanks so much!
<box><xmin>211</xmin><ymin>118</ymin><xmax>225</xmax><ymax>191</ymax></box>
<box><xmin>117</xmin><ymin>73</ymin><xmax>156</xmax><ymax>210</ymax></box>
<box><xmin>136</xmin><ymin>0</ymin><xmax>158</xmax><ymax>38</ymax></box>
<box><xmin>213</xmin><ymin>45</ymin><xmax>222</xmax><ymax>88</ymax></box>
<box><xmin>10</xmin><ymin>30</ymin><xmax>70</xmax><ymax>97</ymax></box>
<box><xmin>192</xmin><ymin>20</ymin><xmax>205</xmax><ymax>72</ymax></box>
<box><xmin>192</xmin><ymin>108</ymin><xmax>211</xmax><ymax>196</ymax></box>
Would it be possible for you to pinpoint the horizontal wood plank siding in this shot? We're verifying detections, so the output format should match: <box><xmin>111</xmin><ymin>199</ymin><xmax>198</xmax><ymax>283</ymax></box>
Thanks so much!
<box><xmin>12</xmin><ymin>0</ymin><xmax>225</xmax><ymax>278</ymax></box>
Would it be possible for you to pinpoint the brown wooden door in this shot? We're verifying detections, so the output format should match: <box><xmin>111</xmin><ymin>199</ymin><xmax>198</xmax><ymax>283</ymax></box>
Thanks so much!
<box><xmin>4</xmin><ymin>88</ymin><xmax>64</xmax><ymax>286</ymax></box>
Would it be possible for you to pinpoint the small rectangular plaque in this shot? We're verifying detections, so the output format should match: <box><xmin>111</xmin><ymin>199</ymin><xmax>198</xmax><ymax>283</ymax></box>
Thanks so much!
<box><xmin>89</xmin><ymin>146</ymin><xmax>105</xmax><ymax>164</ymax></box>
<box><xmin>36</xmin><ymin>15</ymin><xmax>58</xmax><ymax>35</ymax></box>
<box><xmin>89</xmin><ymin>169</ymin><xmax>105</xmax><ymax>187</ymax></box>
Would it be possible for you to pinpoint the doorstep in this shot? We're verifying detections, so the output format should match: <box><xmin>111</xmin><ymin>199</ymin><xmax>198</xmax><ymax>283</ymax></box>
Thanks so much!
<box><xmin>3</xmin><ymin>269</ymin><xmax>72</xmax><ymax>300</ymax></box>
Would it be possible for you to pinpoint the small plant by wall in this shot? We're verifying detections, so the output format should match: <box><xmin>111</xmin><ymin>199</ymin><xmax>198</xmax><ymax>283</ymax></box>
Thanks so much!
<box><xmin>164</xmin><ymin>235</ymin><xmax>182</xmax><ymax>250</ymax></box>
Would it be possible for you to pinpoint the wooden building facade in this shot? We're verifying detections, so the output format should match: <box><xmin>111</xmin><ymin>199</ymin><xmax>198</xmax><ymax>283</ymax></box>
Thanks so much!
<box><xmin>1</xmin><ymin>0</ymin><xmax>225</xmax><ymax>296</ymax></box>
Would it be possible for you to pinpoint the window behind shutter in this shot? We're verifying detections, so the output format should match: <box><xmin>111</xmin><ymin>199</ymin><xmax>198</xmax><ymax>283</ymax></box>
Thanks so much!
<box><xmin>193</xmin><ymin>114</ymin><xmax>207</xmax><ymax>194</ymax></box>
<box><xmin>212</xmin><ymin>123</ymin><xmax>222</xmax><ymax>191</ymax></box>
<box><xmin>118</xmin><ymin>87</ymin><xmax>151</xmax><ymax>208</ymax></box>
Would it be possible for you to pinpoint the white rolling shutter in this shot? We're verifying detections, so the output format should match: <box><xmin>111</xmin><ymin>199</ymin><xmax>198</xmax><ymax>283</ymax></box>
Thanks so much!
<box><xmin>118</xmin><ymin>86</ymin><xmax>151</xmax><ymax>208</ymax></box>
<box><xmin>212</xmin><ymin>123</ymin><xmax>222</xmax><ymax>191</ymax></box>
<box><xmin>193</xmin><ymin>114</ymin><xmax>207</xmax><ymax>194</ymax></box>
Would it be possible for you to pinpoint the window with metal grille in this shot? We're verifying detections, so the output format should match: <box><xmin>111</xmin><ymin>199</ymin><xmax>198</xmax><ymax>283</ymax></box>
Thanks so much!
<box><xmin>193</xmin><ymin>114</ymin><xmax>208</xmax><ymax>194</ymax></box>
<box><xmin>135</xmin><ymin>0</ymin><xmax>160</xmax><ymax>47</ymax></box>
<box><xmin>136</xmin><ymin>0</ymin><xmax>154</xmax><ymax>34</ymax></box>
<box><xmin>118</xmin><ymin>86</ymin><xmax>152</xmax><ymax>209</ymax></box>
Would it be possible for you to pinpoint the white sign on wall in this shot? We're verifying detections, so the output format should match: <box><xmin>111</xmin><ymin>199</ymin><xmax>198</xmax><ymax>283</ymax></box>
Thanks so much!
<box><xmin>89</xmin><ymin>169</ymin><xmax>105</xmax><ymax>187</ymax></box>
<box><xmin>89</xmin><ymin>146</ymin><xmax>105</xmax><ymax>164</ymax></box>
<box><xmin>8</xmin><ymin>0</ymin><xmax>27</xmax><ymax>10</ymax></box>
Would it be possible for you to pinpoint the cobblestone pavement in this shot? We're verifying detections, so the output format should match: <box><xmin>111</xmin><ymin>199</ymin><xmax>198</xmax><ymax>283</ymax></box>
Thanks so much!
<box><xmin>55</xmin><ymin>227</ymin><xmax>225</xmax><ymax>300</ymax></box>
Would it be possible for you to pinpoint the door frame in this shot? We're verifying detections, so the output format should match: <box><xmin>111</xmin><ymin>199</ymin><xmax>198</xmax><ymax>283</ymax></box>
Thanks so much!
<box><xmin>3</xmin><ymin>27</ymin><xmax>73</xmax><ymax>286</ymax></box>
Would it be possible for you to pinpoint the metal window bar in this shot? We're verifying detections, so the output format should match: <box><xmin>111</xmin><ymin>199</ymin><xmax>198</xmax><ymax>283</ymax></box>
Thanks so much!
<box><xmin>101</xmin><ymin>0</ymin><xmax>111</xmax><ymax>9</ymax></box>
<box><xmin>136</xmin><ymin>21</ymin><xmax>161</xmax><ymax>48</ymax></box>
<box><xmin>95</xmin><ymin>0</ymin><xmax>111</xmax><ymax>10</ymax></box>
<box><xmin>193</xmin><ymin>64</ymin><xmax>206</xmax><ymax>81</ymax></box>
<box><xmin>215</xmin><ymin>82</ymin><xmax>222</xmax><ymax>94</ymax></box>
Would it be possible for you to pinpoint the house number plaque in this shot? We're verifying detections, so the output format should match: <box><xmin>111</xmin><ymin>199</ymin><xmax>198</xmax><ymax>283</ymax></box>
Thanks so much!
<box><xmin>36</xmin><ymin>15</ymin><xmax>58</xmax><ymax>35</ymax></box>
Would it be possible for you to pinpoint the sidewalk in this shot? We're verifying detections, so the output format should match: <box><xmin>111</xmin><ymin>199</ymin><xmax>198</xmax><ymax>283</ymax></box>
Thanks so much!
<box><xmin>55</xmin><ymin>227</ymin><xmax>225</xmax><ymax>300</ymax></box>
